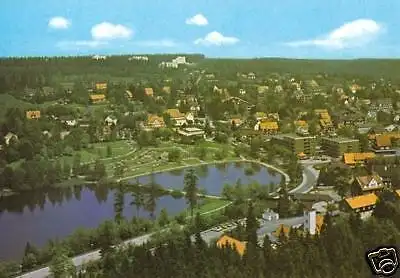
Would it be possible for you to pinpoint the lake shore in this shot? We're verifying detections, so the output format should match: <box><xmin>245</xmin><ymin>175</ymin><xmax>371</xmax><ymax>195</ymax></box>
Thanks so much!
<box><xmin>119</xmin><ymin>157</ymin><xmax>289</xmax><ymax>185</ymax></box>
<box><xmin>0</xmin><ymin>157</ymin><xmax>288</xmax><ymax>200</ymax></box>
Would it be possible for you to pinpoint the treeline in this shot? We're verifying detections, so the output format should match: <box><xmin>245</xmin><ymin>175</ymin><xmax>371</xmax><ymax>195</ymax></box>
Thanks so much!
<box><xmin>75</xmin><ymin>198</ymin><xmax>400</xmax><ymax>278</ymax></box>
<box><xmin>199</xmin><ymin>58</ymin><xmax>400</xmax><ymax>82</ymax></box>
<box><xmin>0</xmin><ymin>54</ymin><xmax>205</xmax><ymax>93</ymax></box>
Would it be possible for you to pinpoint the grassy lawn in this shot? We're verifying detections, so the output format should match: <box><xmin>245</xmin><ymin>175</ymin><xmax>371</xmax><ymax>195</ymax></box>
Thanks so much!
<box><xmin>183</xmin><ymin>158</ymin><xmax>202</xmax><ymax>164</ymax></box>
<box><xmin>10</xmin><ymin>140</ymin><xmax>244</xmax><ymax>186</ymax></box>
<box><xmin>197</xmin><ymin>141</ymin><xmax>223</xmax><ymax>149</ymax></box>
<box><xmin>117</xmin><ymin>142</ymin><xmax>239</xmax><ymax>179</ymax></box>
<box><xmin>184</xmin><ymin>198</ymin><xmax>231</xmax><ymax>216</ymax></box>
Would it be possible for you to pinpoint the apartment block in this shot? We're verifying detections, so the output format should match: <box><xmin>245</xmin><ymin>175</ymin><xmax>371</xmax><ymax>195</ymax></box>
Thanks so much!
<box><xmin>321</xmin><ymin>136</ymin><xmax>360</xmax><ymax>158</ymax></box>
<box><xmin>272</xmin><ymin>133</ymin><xmax>317</xmax><ymax>156</ymax></box>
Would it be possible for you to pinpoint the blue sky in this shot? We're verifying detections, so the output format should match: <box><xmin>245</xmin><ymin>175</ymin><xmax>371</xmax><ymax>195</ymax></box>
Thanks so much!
<box><xmin>1</xmin><ymin>0</ymin><xmax>400</xmax><ymax>58</ymax></box>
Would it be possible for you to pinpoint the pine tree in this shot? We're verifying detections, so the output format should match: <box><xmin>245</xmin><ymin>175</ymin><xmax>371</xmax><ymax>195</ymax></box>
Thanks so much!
<box><xmin>183</xmin><ymin>168</ymin><xmax>199</xmax><ymax>219</ymax></box>
<box><xmin>113</xmin><ymin>182</ymin><xmax>125</xmax><ymax>222</ymax></box>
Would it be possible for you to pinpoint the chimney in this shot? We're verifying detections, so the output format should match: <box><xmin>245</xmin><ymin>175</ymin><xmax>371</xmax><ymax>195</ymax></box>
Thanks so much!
<box><xmin>304</xmin><ymin>210</ymin><xmax>317</xmax><ymax>235</ymax></box>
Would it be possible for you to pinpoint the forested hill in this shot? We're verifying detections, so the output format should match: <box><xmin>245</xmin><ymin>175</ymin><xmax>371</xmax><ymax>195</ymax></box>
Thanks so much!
<box><xmin>198</xmin><ymin>58</ymin><xmax>400</xmax><ymax>81</ymax></box>
<box><xmin>2</xmin><ymin>54</ymin><xmax>400</xmax><ymax>93</ymax></box>
<box><xmin>0</xmin><ymin>54</ymin><xmax>204</xmax><ymax>92</ymax></box>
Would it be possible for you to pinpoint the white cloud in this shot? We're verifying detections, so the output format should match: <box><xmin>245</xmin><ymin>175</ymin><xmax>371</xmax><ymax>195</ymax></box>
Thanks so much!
<box><xmin>194</xmin><ymin>31</ymin><xmax>239</xmax><ymax>46</ymax></box>
<box><xmin>48</xmin><ymin>17</ymin><xmax>71</xmax><ymax>29</ymax></box>
<box><xmin>186</xmin><ymin>14</ymin><xmax>208</xmax><ymax>26</ymax></box>
<box><xmin>285</xmin><ymin>19</ymin><xmax>383</xmax><ymax>49</ymax></box>
<box><xmin>91</xmin><ymin>22</ymin><xmax>133</xmax><ymax>40</ymax></box>
<box><xmin>133</xmin><ymin>40</ymin><xmax>177</xmax><ymax>47</ymax></box>
<box><xmin>57</xmin><ymin>40</ymin><xmax>108</xmax><ymax>49</ymax></box>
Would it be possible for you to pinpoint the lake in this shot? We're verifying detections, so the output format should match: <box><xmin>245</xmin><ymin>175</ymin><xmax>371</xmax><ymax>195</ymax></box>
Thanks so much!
<box><xmin>0</xmin><ymin>162</ymin><xmax>282</xmax><ymax>261</ymax></box>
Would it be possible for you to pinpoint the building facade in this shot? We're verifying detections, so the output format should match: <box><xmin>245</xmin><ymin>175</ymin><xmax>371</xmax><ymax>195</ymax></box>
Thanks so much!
<box><xmin>321</xmin><ymin>136</ymin><xmax>360</xmax><ymax>157</ymax></box>
<box><xmin>272</xmin><ymin>133</ymin><xmax>317</xmax><ymax>156</ymax></box>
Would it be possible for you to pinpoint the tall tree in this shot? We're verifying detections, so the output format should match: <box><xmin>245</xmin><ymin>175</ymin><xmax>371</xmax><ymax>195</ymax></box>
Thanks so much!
<box><xmin>145</xmin><ymin>172</ymin><xmax>160</xmax><ymax>219</ymax></box>
<box><xmin>113</xmin><ymin>183</ymin><xmax>125</xmax><ymax>223</ymax></box>
<box><xmin>183</xmin><ymin>168</ymin><xmax>199</xmax><ymax>219</ymax></box>
<box><xmin>72</xmin><ymin>153</ymin><xmax>81</xmax><ymax>176</ymax></box>
<box><xmin>130</xmin><ymin>189</ymin><xmax>145</xmax><ymax>217</ymax></box>
<box><xmin>49</xmin><ymin>247</ymin><xmax>76</xmax><ymax>278</ymax></box>
<box><xmin>93</xmin><ymin>159</ymin><xmax>107</xmax><ymax>180</ymax></box>
<box><xmin>277</xmin><ymin>185</ymin><xmax>290</xmax><ymax>218</ymax></box>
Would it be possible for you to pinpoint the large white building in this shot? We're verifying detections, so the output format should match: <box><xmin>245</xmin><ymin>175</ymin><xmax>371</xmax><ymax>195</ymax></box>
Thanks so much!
<box><xmin>159</xmin><ymin>56</ymin><xmax>187</xmax><ymax>68</ymax></box>
<box><xmin>92</xmin><ymin>55</ymin><xmax>107</xmax><ymax>60</ymax></box>
<box><xmin>303</xmin><ymin>210</ymin><xmax>317</xmax><ymax>235</ymax></box>
<box><xmin>172</xmin><ymin>56</ymin><xmax>187</xmax><ymax>64</ymax></box>
<box><xmin>128</xmin><ymin>56</ymin><xmax>149</xmax><ymax>62</ymax></box>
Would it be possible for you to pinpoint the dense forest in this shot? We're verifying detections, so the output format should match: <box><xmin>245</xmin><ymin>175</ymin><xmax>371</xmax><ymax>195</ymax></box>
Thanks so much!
<box><xmin>2</xmin><ymin>55</ymin><xmax>400</xmax><ymax>94</ymax></box>
<box><xmin>199</xmin><ymin>58</ymin><xmax>400</xmax><ymax>81</ymax></box>
<box><xmin>69</xmin><ymin>199</ymin><xmax>400</xmax><ymax>278</ymax></box>
<box><xmin>0</xmin><ymin>54</ymin><xmax>204</xmax><ymax>93</ymax></box>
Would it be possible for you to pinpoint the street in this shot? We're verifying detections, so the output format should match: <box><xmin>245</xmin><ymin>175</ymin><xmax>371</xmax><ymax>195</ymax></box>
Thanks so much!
<box><xmin>289</xmin><ymin>159</ymin><xmax>329</xmax><ymax>194</ymax></box>
<box><xmin>17</xmin><ymin>214</ymin><xmax>307</xmax><ymax>278</ymax></box>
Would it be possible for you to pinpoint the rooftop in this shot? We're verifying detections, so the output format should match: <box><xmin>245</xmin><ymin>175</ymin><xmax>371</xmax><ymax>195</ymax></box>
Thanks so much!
<box><xmin>279</xmin><ymin>133</ymin><xmax>316</xmax><ymax>140</ymax></box>
<box><xmin>216</xmin><ymin>235</ymin><xmax>246</xmax><ymax>256</ymax></box>
<box><xmin>345</xmin><ymin>193</ymin><xmax>378</xmax><ymax>209</ymax></box>
<box><xmin>343</xmin><ymin>152</ymin><xmax>376</xmax><ymax>164</ymax></box>
<box><xmin>322</xmin><ymin>136</ymin><xmax>358</xmax><ymax>143</ymax></box>
<box><xmin>375</xmin><ymin>135</ymin><xmax>392</xmax><ymax>148</ymax></box>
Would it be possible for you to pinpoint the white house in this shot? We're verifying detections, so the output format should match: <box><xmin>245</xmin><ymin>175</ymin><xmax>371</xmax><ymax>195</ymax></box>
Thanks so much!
<box><xmin>262</xmin><ymin>210</ymin><xmax>279</xmax><ymax>221</ymax></box>
<box><xmin>60</xmin><ymin>131</ymin><xmax>71</xmax><ymax>140</ymax></box>
<box><xmin>190</xmin><ymin>105</ymin><xmax>201</xmax><ymax>113</ymax></box>
<box><xmin>239</xmin><ymin>89</ymin><xmax>246</xmax><ymax>95</ymax></box>
<box><xmin>385</xmin><ymin>124</ymin><xmax>398</xmax><ymax>132</ymax></box>
<box><xmin>172</xmin><ymin>56</ymin><xmax>187</xmax><ymax>64</ymax></box>
<box><xmin>4</xmin><ymin>132</ymin><xmax>18</xmax><ymax>145</ymax></box>
<box><xmin>128</xmin><ymin>56</ymin><xmax>149</xmax><ymax>61</ymax></box>
<box><xmin>185</xmin><ymin>112</ymin><xmax>195</xmax><ymax>123</ymax></box>
<box><xmin>105</xmin><ymin>116</ymin><xmax>118</xmax><ymax>126</ymax></box>
<box><xmin>65</xmin><ymin>119</ymin><xmax>77</xmax><ymax>127</ymax></box>
<box><xmin>92</xmin><ymin>55</ymin><xmax>106</xmax><ymax>60</ymax></box>
<box><xmin>248</xmin><ymin>72</ymin><xmax>256</xmax><ymax>80</ymax></box>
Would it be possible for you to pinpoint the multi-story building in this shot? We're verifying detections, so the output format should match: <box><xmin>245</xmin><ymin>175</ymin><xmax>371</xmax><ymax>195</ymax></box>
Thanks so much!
<box><xmin>272</xmin><ymin>133</ymin><xmax>317</xmax><ymax>156</ymax></box>
<box><xmin>321</xmin><ymin>136</ymin><xmax>360</xmax><ymax>158</ymax></box>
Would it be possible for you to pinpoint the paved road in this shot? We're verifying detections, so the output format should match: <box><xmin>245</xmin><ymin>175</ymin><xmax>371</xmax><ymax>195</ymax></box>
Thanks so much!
<box><xmin>289</xmin><ymin>159</ymin><xmax>330</xmax><ymax>194</ymax></box>
<box><xmin>16</xmin><ymin>231</ymin><xmax>157</xmax><ymax>278</ymax></box>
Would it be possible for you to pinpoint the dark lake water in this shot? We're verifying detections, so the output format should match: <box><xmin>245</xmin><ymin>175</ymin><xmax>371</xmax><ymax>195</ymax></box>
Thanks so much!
<box><xmin>0</xmin><ymin>162</ymin><xmax>282</xmax><ymax>261</ymax></box>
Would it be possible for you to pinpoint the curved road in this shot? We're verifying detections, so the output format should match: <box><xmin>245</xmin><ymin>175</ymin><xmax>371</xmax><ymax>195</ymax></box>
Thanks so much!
<box><xmin>289</xmin><ymin>159</ymin><xmax>330</xmax><ymax>194</ymax></box>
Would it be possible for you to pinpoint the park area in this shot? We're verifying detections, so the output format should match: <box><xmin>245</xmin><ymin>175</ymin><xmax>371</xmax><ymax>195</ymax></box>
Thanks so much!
<box><xmin>42</xmin><ymin>139</ymin><xmax>239</xmax><ymax>181</ymax></box>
